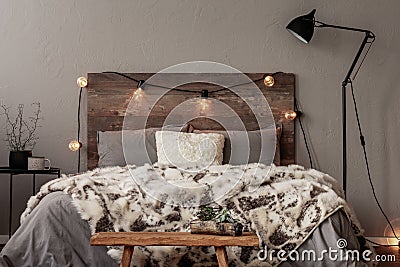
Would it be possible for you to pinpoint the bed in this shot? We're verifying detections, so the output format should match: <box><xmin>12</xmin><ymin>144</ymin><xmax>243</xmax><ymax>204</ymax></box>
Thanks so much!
<box><xmin>0</xmin><ymin>72</ymin><xmax>372</xmax><ymax>267</ymax></box>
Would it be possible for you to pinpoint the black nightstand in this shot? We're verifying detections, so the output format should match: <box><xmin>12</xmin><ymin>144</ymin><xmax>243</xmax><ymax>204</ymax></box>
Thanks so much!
<box><xmin>0</xmin><ymin>167</ymin><xmax>61</xmax><ymax>239</ymax></box>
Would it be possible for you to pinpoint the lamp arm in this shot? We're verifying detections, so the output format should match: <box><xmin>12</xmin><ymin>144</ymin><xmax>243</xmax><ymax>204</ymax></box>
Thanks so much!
<box><xmin>315</xmin><ymin>20</ymin><xmax>375</xmax><ymax>86</ymax></box>
<box><xmin>341</xmin><ymin>32</ymin><xmax>373</xmax><ymax>86</ymax></box>
<box><xmin>315</xmin><ymin>20</ymin><xmax>375</xmax><ymax>36</ymax></box>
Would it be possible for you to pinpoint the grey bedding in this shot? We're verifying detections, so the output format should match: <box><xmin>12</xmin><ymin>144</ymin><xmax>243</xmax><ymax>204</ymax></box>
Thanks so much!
<box><xmin>0</xmin><ymin>192</ymin><xmax>117</xmax><ymax>267</ymax></box>
<box><xmin>0</xmin><ymin>192</ymin><xmax>366</xmax><ymax>267</ymax></box>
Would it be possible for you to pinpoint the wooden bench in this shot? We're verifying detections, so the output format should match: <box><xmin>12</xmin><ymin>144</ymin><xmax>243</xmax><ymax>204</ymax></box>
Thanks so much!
<box><xmin>90</xmin><ymin>232</ymin><xmax>259</xmax><ymax>267</ymax></box>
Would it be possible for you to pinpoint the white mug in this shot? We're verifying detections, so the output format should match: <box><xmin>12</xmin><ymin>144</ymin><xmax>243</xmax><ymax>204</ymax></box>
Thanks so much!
<box><xmin>28</xmin><ymin>157</ymin><xmax>51</xmax><ymax>170</ymax></box>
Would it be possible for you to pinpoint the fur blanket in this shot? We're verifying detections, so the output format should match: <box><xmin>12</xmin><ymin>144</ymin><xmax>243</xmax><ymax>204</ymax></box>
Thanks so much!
<box><xmin>21</xmin><ymin>164</ymin><xmax>364</xmax><ymax>266</ymax></box>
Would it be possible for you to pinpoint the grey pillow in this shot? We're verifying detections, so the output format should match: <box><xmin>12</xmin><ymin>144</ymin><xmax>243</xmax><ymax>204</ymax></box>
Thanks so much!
<box><xmin>193</xmin><ymin>126</ymin><xmax>282</xmax><ymax>165</ymax></box>
<box><xmin>97</xmin><ymin>125</ymin><xmax>190</xmax><ymax>167</ymax></box>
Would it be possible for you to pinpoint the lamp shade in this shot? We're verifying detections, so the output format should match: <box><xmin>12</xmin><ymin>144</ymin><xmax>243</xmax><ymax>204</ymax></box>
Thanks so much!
<box><xmin>286</xmin><ymin>9</ymin><xmax>316</xmax><ymax>43</ymax></box>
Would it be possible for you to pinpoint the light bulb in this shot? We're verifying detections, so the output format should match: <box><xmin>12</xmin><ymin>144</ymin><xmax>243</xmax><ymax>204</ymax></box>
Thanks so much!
<box><xmin>384</xmin><ymin>218</ymin><xmax>400</xmax><ymax>245</ymax></box>
<box><xmin>133</xmin><ymin>88</ymin><xmax>142</xmax><ymax>95</ymax></box>
<box><xmin>133</xmin><ymin>88</ymin><xmax>143</xmax><ymax>100</ymax></box>
<box><xmin>285</xmin><ymin>111</ymin><xmax>298</xmax><ymax>120</ymax></box>
<box><xmin>264</xmin><ymin>75</ymin><xmax>275</xmax><ymax>87</ymax></box>
<box><xmin>77</xmin><ymin>77</ymin><xmax>88</xmax><ymax>88</ymax></box>
<box><xmin>201</xmin><ymin>89</ymin><xmax>209</xmax><ymax>98</ymax></box>
<box><xmin>199</xmin><ymin>98</ymin><xmax>210</xmax><ymax>113</ymax></box>
<box><xmin>69</xmin><ymin>140</ymin><xmax>82</xmax><ymax>151</ymax></box>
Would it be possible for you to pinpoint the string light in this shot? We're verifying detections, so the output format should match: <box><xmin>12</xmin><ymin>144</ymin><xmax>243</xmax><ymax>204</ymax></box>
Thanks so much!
<box><xmin>199</xmin><ymin>98</ymin><xmax>210</xmax><ymax>114</ymax></box>
<box><xmin>101</xmin><ymin>71</ymin><xmax>282</xmax><ymax>116</ymax></box>
<box><xmin>198</xmin><ymin>90</ymin><xmax>210</xmax><ymax>113</ymax></box>
<box><xmin>201</xmin><ymin>90</ymin><xmax>209</xmax><ymax>98</ymax></box>
<box><xmin>133</xmin><ymin>88</ymin><xmax>144</xmax><ymax>101</ymax></box>
<box><xmin>71</xmin><ymin>76</ymin><xmax>87</xmax><ymax>172</ymax></box>
<box><xmin>264</xmin><ymin>75</ymin><xmax>275</xmax><ymax>87</ymax></box>
<box><xmin>137</xmin><ymin>80</ymin><xmax>145</xmax><ymax>90</ymax></box>
<box><xmin>384</xmin><ymin>218</ymin><xmax>400</xmax><ymax>245</ymax></box>
<box><xmin>102</xmin><ymin>71</ymin><xmax>283</xmax><ymax>98</ymax></box>
<box><xmin>77</xmin><ymin>77</ymin><xmax>88</xmax><ymax>88</ymax></box>
<box><xmin>285</xmin><ymin>110</ymin><xmax>302</xmax><ymax>120</ymax></box>
<box><xmin>69</xmin><ymin>140</ymin><xmax>82</xmax><ymax>151</ymax></box>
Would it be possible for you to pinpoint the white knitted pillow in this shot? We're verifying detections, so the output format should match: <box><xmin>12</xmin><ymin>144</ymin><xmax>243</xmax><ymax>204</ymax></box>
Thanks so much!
<box><xmin>155</xmin><ymin>131</ymin><xmax>224</xmax><ymax>169</ymax></box>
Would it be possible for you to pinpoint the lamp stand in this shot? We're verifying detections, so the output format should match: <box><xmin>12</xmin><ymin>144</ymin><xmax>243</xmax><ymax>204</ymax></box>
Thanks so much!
<box><xmin>333</xmin><ymin>31</ymin><xmax>374</xmax><ymax>198</ymax></box>
<box><xmin>286</xmin><ymin>12</ymin><xmax>375</xmax><ymax>197</ymax></box>
<box><xmin>305</xmin><ymin>20</ymin><xmax>375</xmax><ymax>198</ymax></box>
<box><xmin>285</xmin><ymin>9</ymin><xmax>400</xmax><ymax>241</ymax></box>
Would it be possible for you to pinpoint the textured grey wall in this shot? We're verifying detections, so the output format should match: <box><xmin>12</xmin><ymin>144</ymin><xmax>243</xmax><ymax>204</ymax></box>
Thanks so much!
<box><xmin>0</xmin><ymin>0</ymin><xmax>399</xmax><ymax>237</ymax></box>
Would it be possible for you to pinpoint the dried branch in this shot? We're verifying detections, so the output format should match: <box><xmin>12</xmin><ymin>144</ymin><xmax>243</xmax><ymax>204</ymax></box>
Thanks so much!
<box><xmin>17</xmin><ymin>104</ymin><xmax>24</xmax><ymax>149</ymax></box>
<box><xmin>1</xmin><ymin>103</ymin><xmax>42</xmax><ymax>151</ymax></box>
<box><xmin>21</xmin><ymin>103</ymin><xmax>41</xmax><ymax>150</ymax></box>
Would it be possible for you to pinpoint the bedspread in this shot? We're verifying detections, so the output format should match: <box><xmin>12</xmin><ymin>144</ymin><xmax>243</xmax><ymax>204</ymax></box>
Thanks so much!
<box><xmin>20</xmin><ymin>164</ymin><xmax>366</xmax><ymax>266</ymax></box>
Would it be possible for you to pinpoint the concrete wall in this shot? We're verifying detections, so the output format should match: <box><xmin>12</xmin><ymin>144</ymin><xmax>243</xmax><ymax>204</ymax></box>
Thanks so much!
<box><xmin>0</xmin><ymin>0</ymin><xmax>399</xmax><ymax>237</ymax></box>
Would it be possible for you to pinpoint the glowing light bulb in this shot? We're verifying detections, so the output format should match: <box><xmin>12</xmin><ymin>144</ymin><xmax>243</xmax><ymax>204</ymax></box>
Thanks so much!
<box><xmin>77</xmin><ymin>77</ymin><xmax>88</xmax><ymax>88</ymax></box>
<box><xmin>137</xmin><ymin>80</ymin><xmax>145</xmax><ymax>90</ymax></box>
<box><xmin>133</xmin><ymin>88</ymin><xmax>143</xmax><ymax>100</ymax></box>
<box><xmin>200</xmin><ymin>98</ymin><xmax>208</xmax><ymax>108</ymax></box>
<box><xmin>285</xmin><ymin>111</ymin><xmax>298</xmax><ymax>120</ymax></box>
<box><xmin>264</xmin><ymin>75</ymin><xmax>275</xmax><ymax>87</ymax></box>
<box><xmin>69</xmin><ymin>140</ymin><xmax>82</xmax><ymax>151</ymax></box>
<box><xmin>384</xmin><ymin>218</ymin><xmax>400</xmax><ymax>245</ymax></box>
<box><xmin>199</xmin><ymin>98</ymin><xmax>210</xmax><ymax>114</ymax></box>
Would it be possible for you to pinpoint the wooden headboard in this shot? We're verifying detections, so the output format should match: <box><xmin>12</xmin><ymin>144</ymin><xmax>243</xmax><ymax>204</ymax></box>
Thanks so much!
<box><xmin>87</xmin><ymin>73</ymin><xmax>295</xmax><ymax>170</ymax></box>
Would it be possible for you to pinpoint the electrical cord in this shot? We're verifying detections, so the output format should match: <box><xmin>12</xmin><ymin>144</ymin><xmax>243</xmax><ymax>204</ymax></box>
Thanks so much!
<box><xmin>77</xmin><ymin>86</ymin><xmax>83</xmax><ymax>173</ymax></box>
<box><xmin>103</xmin><ymin>71</ymin><xmax>204</xmax><ymax>93</ymax></box>
<box><xmin>210</xmin><ymin>73</ymin><xmax>283</xmax><ymax>93</ymax></box>
<box><xmin>102</xmin><ymin>72</ymin><xmax>139</xmax><ymax>83</ymax></box>
<box><xmin>295</xmin><ymin>99</ymin><xmax>314</xmax><ymax>169</ymax></box>
<box><xmin>364</xmin><ymin>238</ymin><xmax>399</xmax><ymax>247</ymax></box>
<box><xmin>345</xmin><ymin>35</ymin><xmax>399</xmax><ymax>246</ymax></box>
<box><xmin>211</xmin><ymin>77</ymin><xmax>264</xmax><ymax>93</ymax></box>
<box><xmin>102</xmin><ymin>71</ymin><xmax>281</xmax><ymax>95</ymax></box>
<box><xmin>349</xmin><ymin>80</ymin><xmax>399</xmax><ymax>242</ymax></box>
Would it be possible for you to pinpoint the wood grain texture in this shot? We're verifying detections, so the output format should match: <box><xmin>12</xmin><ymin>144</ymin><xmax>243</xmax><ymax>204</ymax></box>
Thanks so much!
<box><xmin>87</xmin><ymin>73</ymin><xmax>295</xmax><ymax>169</ymax></box>
<box><xmin>215</xmin><ymin>246</ymin><xmax>229</xmax><ymax>267</ymax></box>
<box><xmin>120</xmin><ymin>246</ymin><xmax>134</xmax><ymax>267</ymax></box>
<box><xmin>90</xmin><ymin>232</ymin><xmax>259</xmax><ymax>247</ymax></box>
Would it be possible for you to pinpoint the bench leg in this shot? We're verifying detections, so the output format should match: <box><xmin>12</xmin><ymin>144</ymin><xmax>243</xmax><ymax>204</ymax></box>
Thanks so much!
<box><xmin>214</xmin><ymin>246</ymin><xmax>228</xmax><ymax>267</ymax></box>
<box><xmin>120</xmin><ymin>246</ymin><xmax>134</xmax><ymax>267</ymax></box>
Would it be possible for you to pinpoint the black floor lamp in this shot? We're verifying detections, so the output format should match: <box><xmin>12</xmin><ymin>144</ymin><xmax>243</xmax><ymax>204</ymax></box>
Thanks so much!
<box><xmin>286</xmin><ymin>9</ymin><xmax>375</xmax><ymax>198</ymax></box>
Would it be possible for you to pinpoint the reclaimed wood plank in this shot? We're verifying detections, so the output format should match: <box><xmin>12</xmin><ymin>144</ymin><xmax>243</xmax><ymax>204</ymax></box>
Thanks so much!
<box><xmin>90</xmin><ymin>232</ymin><xmax>259</xmax><ymax>247</ymax></box>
